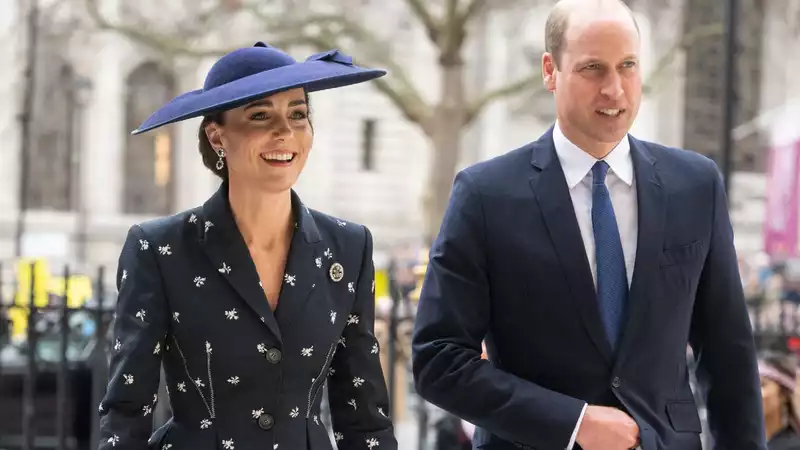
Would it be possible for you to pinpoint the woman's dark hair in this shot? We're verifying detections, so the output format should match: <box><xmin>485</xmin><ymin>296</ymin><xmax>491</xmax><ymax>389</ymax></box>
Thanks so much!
<box><xmin>198</xmin><ymin>90</ymin><xmax>312</xmax><ymax>180</ymax></box>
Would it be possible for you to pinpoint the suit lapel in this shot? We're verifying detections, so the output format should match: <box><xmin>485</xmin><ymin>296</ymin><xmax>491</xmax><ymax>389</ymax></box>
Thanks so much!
<box><xmin>615</xmin><ymin>138</ymin><xmax>665</xmax><ymax>366</ymax></box>
<box><xmin>274</xmin><ymin>204</ymin><xmax>326</xmax><ymax>330</ymax></box>
<box><xmin>529</xmin><ymin>129</ymin><xmax>613</xmax><ymax>367</ymax></box>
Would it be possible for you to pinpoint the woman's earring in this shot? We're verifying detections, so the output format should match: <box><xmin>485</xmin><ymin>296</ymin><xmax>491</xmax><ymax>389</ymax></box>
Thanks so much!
<box><xmin>215</xmin><ymin>148</ymin><xmax>225</xmax><ymax>170</ymax></box>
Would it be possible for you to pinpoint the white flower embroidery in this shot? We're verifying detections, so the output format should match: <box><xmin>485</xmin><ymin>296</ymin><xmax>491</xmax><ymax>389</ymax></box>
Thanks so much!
<box><xmin>315</xmin><ymin>257</ymin><xmax>322</xmax><ymax>268</ymax></box>
<box><xmin>135</xmin><ymin>309</ymin><xmax>146</xmax><ymax>321</ymax></box>
<box><xmin>123</xmin><ymin>374</ymin><xmax>134</xmax><ymax>385</ymax></box>
<box><xmin>353</xmin><ymin>377</ymin><xmax>365</xmax><ymax>388</ymax></box>
<box><xmin>290</xmin><ymin>407</ymin><xmax>299</xmax><ymax>418</ymax></box>
<box><xmin>205</xmin><ymin>341</ymin><xmax>212</xmax><ymax>354</ymax></box>
<box><xmin>195</xmin><ymin>378</ymin><xmax>205</xmax><ymax>388</ymax></box>
<box><xmin>330</xmin><ymin>311</ymin><xmax>337</xmax><ymax>324</ymax></box>
<box><xmin>227</xmin><ymin>376</ymin><xmax>240</xmax><ymax>385</ymax></box>
<box><xmin>200</xmin><ymin>418</ymin><xmax>212</xmax><ymax>429</ymax></box>
<box><xmin>162</xmin><ymin>444</ymin><xmax>173</xmax><ymax>450</ymax></box>
<box><xmin>143</xmin><ymin>405</ymin><xmax>152</xmax><ymax>416</ymax></box>
<box><xmin>153</xmin><ymin>394</ymin><xmax>158</xmax><ymax>404</ymax></box>
<box><xmin>348</xmin><ymin>282</ymin><xmax>355</xmax><ymax>293</ymax></box>
<box><xmin>98</xmin><ymin>403</ymin><xmax>104</xmax><ymax>413</ymax></box>
<box><xmin>338</xmin><ymin>337</ymin><xmax>347</xmax><ymax>347</ymax></box>
<box><xmin>328</xmin><ymin>367</ymin><xmax>336</xmax><ymax>377</ymax></box>
<box><xmin>194</xmin><ymin>276</ymin><xmax>206</xmax><ymax>287</ymax></box>
<box><xmin>347</xmin><ymin>399</ymin><xmax>357</xmax><ymax>410</ymax></box>
<box><xmin>219</xmin><ymin>262</ymin><xmax>231</xmax><ymax>274</ymax></box>
<box><xmin>257</xmin><ymin>343</ymin><xmax>267</xmax><ymax>354</ymax></box>
<box><xmin>158</xmin><ymin>245</ymin><xmax>172</xmax><ymax>255</ymax></box>
<box><xmin>121</xmin><ymin>270</ymin><xmax>127</xmax><ymax>283</ymax></box>
<box><xmin>337</xmin><ymin>219</ymin><xmax>347</xmax><ymax>227</ymax></box>
<box><xmin>173</xmin><ymin>312</ymin><xmax>180</xmax><ymax>322</ymax></box>
<box><xmin>107</xmin><ymin>435</ymin><xmax>119</xmax><ymax>446</ymax></box>
<box><xmin>225</xmin><ymin>309</ymin><xmax>238</xmax><ymax>320</ymax></box>
<box><xmin>177</xmin><ymin>382</ymin><xmax>187</xmax><ymax>392</ymax></box>
<box><xmin>222</xmin><ymin>439</ymin><xmax>234</xmax><ymax>450</ymax></box>
<box><xmin>334</xmin><ymin>432</ymin><xmax>344</xmax><ymax>442</ymax></box>
<box><xmin>139</xmin><ymin>239</ymin><xmax>149</xmax><ymax>250</ymax></box>
<box><xmin>313</xmin><ymin>415</ymin><xmax>319</xmax><ymax>425</ymax></box>
<box><xmin>252</xmin><ymin>408</ymin><xmax>264</xmax><ymax>419</ymax></box>
<box><xmin>189</xmin><ymin>213</ymin><xmax>197</xmax><ymax>223</ymax></box>
<box><xmin>204</xmin><ymin>221</ymin><xmax>214</xmax><ymax>233</ymax></box>
<box><xmin>378</xmin><ymin>407</ymin><xmax>387</xmax><ymax>417</ymax></box>
<box><xmin>114</xmin><ymin>339</ymin><xmax>121</xmax><ymax>351</ymax></box>
<box><xmin>153</xmin><ymin>342</ymin><xmax>161</xmax><ymax>355</ymax></box>
<box><xmin>366</xmin><ymin>437</ymin><xmax>379</xmax><ymax>448</ymax></box>
<box><xmin>324</xmin><ymin>248</ymin><xmax>333</xmax><ymax>259</ymax></box>
<box><xmin>371</xmin><ymin>343</ymin><xmax>379</xmax><ymax>354</ymax></box>
<box><xmin>301</xmin><ymin>346</ymin><xmax>313</xmax><ymax>357</ymax></box>
<box><xmin>347</xmin><ymin>314</ymin><xmax>360</xmax><ymax>325</ymax></box>
<box><xmin>284</xmin><ymin>274</ymin><xmax>296</xmax><ymax>286</ymax></box>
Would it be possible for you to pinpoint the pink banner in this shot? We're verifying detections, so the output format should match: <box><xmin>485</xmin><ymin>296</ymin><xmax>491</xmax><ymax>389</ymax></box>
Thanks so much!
<box><xmin>764</xmin><ymin>139</ymin><xmax>800</xmax><ymax>258</ymax></box>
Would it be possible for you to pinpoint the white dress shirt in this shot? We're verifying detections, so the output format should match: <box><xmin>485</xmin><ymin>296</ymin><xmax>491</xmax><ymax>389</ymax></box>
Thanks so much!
<box><xmin>552</xmin><ymin>122</ymin><xmax>639</xmax><ymax>450</ymax></box>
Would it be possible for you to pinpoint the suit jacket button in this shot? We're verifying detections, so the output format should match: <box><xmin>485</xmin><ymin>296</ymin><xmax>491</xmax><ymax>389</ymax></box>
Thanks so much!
<box><xmin>258</xmin><ymin>413</ymin><xmax>274</xmax><ymax>430</ymax></box>
<box><xmin>266</xmin><ymin>348</ymin><xmax>282</xmax><ymax>364</ymax></box>
<box><xmin>612</xmin><ymin>376</ymin><xmax>621</xmax><ymax>388</ymax></box>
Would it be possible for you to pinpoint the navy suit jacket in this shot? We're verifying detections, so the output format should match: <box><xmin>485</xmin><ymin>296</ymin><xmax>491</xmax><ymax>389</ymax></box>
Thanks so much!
<box><xmin>411</xmin><ymin>129</ymin><xmax>766</xmax><ymax>450</ymax></box>
<box><xmin>98</xmin><ymin>182</ymin><xmax>396</xmax><ymax>450</ymax></box>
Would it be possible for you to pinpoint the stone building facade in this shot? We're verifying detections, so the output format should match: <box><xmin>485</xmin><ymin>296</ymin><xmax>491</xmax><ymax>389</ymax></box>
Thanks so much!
<box><xmin>0</xmin><ymin>0</ymin><xmax>797</xmax><ymax>286</ymax></box>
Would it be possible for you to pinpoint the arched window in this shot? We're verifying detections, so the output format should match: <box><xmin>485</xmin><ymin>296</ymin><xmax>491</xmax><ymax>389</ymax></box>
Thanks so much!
<box><xmin>27</xmin><ymin>36</ymin><xmax>77</xmax><ymax>211</ymax></box>
<box><xmin>123</xmin><ymin>62</ymin><xmax>175</xmax><ymax>215</ymax></box>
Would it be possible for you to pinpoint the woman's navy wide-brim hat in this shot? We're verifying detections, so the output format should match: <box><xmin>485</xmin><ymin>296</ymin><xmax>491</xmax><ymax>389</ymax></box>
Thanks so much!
<box><xmin>131</xmin><ymin>42</ymin><xmax>387</xmax><ymax>135</ymax></box>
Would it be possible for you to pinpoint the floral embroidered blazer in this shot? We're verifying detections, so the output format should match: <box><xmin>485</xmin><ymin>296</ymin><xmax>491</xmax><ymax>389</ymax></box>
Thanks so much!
<box><xmin>98</xmin><ymin>183</ymin><xmax>397</xmax><ymax>450</ymax></box>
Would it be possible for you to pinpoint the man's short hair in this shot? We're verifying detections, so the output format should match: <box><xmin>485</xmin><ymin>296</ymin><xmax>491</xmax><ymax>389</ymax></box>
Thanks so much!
<box><xmin>544</xmin><ymin>0</ymin><xmax>640</xmax><ymax>69</ymax></box>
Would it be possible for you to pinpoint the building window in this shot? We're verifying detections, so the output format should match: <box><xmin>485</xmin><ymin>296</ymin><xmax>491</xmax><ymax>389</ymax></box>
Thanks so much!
<box><xmin>361</xmin><ymin>118</ymin><xmax>376</xmax><ymax>171</ymax></box>
<box><xmin>26</xmin><ymin>33</ymin><xmax>78</xmax><ymax>212</ymax></box>
<box><xmin>123</xmin><ymin>62</ymin><xmax>175</xmax><ymax>215</ymax></box>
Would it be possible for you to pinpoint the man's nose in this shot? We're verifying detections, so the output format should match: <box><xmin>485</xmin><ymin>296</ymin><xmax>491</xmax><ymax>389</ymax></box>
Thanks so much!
<box><xmin>600</xmin><ymin>74</ymin><xmax>624</xmax><ymax>100</ymax></box>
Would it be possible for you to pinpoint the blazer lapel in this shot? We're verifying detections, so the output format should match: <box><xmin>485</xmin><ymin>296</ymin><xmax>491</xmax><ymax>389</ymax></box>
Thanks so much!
<box><xmin>615</xmin><ymin>138</ymin><xmax>665</xmax><ymax>367</ymax></box>
<box><xmin>529</xmin><ymin>129</ymin><xmax>613</xmax><ymax>367</ymax></box>
<box><xmin>199</xmin><ymin>183</ymin><xmax>282</xmax><ymax>342</ymax></box>
<box><xmin>274</xmin><ymin>203</ymin><xmax>326</xmax><ymax>330</ymax></box>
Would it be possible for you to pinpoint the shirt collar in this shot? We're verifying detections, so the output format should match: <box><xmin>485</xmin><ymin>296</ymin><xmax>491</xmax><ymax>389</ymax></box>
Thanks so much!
<box><xmin>552</xmin><ymin>120</ymin><xmax>633</xmax><ymax>188</ymax></box>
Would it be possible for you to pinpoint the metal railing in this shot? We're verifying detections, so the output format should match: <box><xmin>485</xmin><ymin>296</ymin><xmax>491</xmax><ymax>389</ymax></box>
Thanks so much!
<box><xmin>0</xmin><ymin>262</ymin><xmax>113</xmax><ymax>450</ymax></box>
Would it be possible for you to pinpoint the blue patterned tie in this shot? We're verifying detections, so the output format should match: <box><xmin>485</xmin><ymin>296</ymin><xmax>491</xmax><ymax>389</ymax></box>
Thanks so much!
<box><xmin>591</xmin><ymin>161</ymin><xmax>628</xmax><ymax>352</ymax></box>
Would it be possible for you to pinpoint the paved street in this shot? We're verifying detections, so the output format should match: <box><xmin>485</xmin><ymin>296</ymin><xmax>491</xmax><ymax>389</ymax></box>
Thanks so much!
<box><xmin>396</xmin><ymin>419</ymin><xmax>423</xmax><ymax>450</ymax></box>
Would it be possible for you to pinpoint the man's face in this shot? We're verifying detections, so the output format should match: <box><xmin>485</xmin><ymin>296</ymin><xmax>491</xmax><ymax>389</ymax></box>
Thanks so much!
<box><xmin>543</xmin><ymin>11</ymin><xmax>642</xmax><ymax>152</ymax></box>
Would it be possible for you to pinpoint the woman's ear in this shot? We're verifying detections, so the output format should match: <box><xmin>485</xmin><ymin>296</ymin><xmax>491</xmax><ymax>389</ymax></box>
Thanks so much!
<box><xmin>205</xmin><ymin>122</ymin><xmax>224</xmax><ymax>149</ymax></box>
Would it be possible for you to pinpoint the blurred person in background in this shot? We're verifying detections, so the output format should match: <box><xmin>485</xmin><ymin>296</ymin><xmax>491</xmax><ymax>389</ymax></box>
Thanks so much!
<box><xmin>760</xmin><ymin>352</ymin><xmax>800</xmax><ymax>449</ymax></box>
<box><xmin>98</xmin><ymin>42</ymin><xmax>397</xmax><ymax>450</ymax></box>
<box><xmin>411</xmin><ymin>0</ymin><xmax>766</xmax><ymax>448</ymax></box>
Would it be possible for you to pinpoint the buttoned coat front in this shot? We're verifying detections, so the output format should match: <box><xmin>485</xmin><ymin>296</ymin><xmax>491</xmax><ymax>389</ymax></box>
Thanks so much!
<box><xmin>98</xmin><ymin>183</ymin><xmax>397</xmax><ymax>450</ymax></box>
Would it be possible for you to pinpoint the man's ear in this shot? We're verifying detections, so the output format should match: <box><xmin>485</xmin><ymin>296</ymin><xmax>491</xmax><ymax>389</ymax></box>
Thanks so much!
<box><xmin>542</xmin><ymin>53</ymin><xmax>558</xmax><ymax>92</ymax></box>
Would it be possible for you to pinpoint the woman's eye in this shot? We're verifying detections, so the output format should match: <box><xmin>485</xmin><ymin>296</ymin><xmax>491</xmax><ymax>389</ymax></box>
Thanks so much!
<box><xmin>291</xmin><ymin>111</ymin><xmax>308</xmax><ymax>120</ymax></box>
<box><xmin>250</xmin><ymin>112</ymin><xmax>267</xmax><ymax>120</ymax></box>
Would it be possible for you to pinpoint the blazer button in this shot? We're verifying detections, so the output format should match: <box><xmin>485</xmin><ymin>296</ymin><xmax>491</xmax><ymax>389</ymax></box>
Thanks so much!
<box><xmin>611</xmin><ymin>377</ymin><xmax>621</xmax><ymax>388</ymax></box>
<box><xmin>258</xmin><ymin>413</ymin><xmax>274</xmax><ymax>430</ymax></box>
<box><xmin>266</xmin><ymin>348</ymin><xmax>282</xmax><ymax>364</ymax></box>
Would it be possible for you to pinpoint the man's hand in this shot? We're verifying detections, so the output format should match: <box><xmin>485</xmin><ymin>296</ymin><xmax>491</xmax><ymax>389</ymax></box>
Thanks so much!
<box><xmin>576</xmin><ymin>405</ymin><xmax>640</xmax><ymax>450</ymax></box>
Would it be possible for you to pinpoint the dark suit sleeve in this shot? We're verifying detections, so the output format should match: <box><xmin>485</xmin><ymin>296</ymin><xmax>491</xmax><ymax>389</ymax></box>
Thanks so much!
<box><xmin>98</xmin><ymin>225</ymin><xmax>169</xmax><ymax>450</ymax></box>
<box><xmin>328</xmin><ymin>226</ymin><xmax>397</xmax><ymax>450</ymax></box>
<box><xmin>689</xmin><ymin>161</ymin><xmax>767</xmax><ymax>449</ymax></box>
<box><xmin>412</xmin><ymin>171</ymin><xmax>586</xmax><ymax>450</ymax></box>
